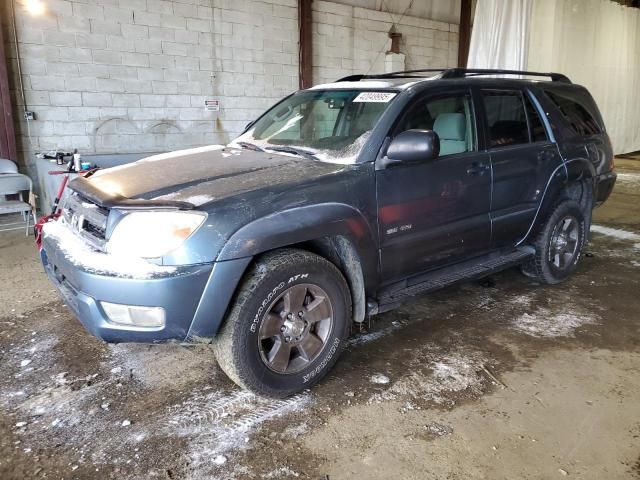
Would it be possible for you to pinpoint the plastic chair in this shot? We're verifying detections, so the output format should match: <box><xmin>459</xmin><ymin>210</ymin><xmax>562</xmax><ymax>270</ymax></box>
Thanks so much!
<box><xmin>0</xmin><ymin>159</ymin><xmax>18</xmax><ymax>174</ymax></box>
<box><xmin>0</xmin><ymin>174</ymin><xmax>37</xmax><ymax>236</ymax></box>
<box><xmin>0</xmin><ymin>159</ymin><xmax>20</xmax><ymax>196</ymax></box>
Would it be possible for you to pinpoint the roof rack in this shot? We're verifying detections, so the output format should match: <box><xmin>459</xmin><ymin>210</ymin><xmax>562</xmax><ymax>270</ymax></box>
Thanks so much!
<box><xmin>441</xmin><ymin>68</ymin><xmax>571</xmax><ymax>83</ymax></box>
<box><xmin>336</xmin><ymin>68</ymin><xmax>571</xmax><ymax>83</ymax></box>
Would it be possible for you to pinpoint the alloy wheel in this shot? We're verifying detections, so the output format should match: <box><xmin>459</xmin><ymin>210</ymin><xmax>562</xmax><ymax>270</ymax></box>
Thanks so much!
<box><xmin>548</xmin><ymin>215</ymin><xmax>580</xmax><ymax>270</ymax></box>
<box><xmin>258</xmin><ymin>283</ymin><xmax>334</xmax><ymax>374</ymax></box>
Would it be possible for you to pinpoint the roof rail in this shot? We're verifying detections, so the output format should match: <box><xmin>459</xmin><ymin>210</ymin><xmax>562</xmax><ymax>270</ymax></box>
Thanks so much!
<box><xmin>336</xmin><ymin>69</ymin><xmax>447</xmax><ymax>82</ymax></box>
<box><xmin>441</xmin><ymin>68</ymin><xmax>571</xmax><ymax>83</ymax></box>
<box><xmin>336</xmin><ymin>68</ymin><xmax>571</xmax><ymax>83</ymax></box>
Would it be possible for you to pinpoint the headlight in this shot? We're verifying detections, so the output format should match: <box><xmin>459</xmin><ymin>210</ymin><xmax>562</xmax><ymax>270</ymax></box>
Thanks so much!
<box><xmin>107</xmin><ymin>211</ymin><xmax>206</xmax><ymax>258</ymax></box>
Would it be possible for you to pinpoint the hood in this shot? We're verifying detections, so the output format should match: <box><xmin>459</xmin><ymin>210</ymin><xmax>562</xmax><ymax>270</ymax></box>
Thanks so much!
<box><xmin>70</xmin><ymin>145</ymin><xmax>347</xmax><ymax>208</ymax></box>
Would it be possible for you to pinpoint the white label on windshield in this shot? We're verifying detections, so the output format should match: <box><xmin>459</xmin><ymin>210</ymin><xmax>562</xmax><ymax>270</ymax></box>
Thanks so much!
<box><xmin>353</xmin><ymin>92</ymin><xmax>397</xmax><ymax>103</ymax></box>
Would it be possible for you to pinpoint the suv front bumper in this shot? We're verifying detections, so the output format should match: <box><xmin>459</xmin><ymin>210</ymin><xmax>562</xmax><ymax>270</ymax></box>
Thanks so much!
<box><xmin>41</xmin><ymin>234</ymin><xmax>250</xmax><ymax>343</ymax></box>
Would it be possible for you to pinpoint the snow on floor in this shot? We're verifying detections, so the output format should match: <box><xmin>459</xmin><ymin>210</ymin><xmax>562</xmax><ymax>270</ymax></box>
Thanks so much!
<box><xmin>165</xmin><ymin>388</ymin><xmax>310</xmax><ymax>471</ymax></box>
<box><xmin>367</xmin><ymin>344</ymin><xmax>488</xmax><ymax>407</ymax></box>
<box><xmin>391</xmin><ymin>352</ymin><xmax>486</xmax><ymax>404</ymax></box>
<box><xmin>615</xmin><ymin>171</ymin><xmax>640</xmax><ymax>188</ymax></box>
<box><xmin>512</xmin><ymin>309</ymin><xmax>599</xmax><ymax>338</ymax></box>
<box><xmin>590</xmin><ymin>224</ymin><xmax>640</xmax><ymax>242</ymax></box>
<box><xmin>0</xmin><ymin>334</ymin><xmax>60</xmax><ymax>412</ymax></box>
<box><xmin>263</xmin><ymin>466</ymin><xmax>301</xmax><ymax>478</ymax></box>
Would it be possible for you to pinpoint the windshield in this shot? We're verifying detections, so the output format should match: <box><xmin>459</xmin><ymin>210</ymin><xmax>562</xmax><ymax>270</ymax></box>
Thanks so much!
<box><xmin>232</xmin><ymin>90</ymin><xmax>398</xmax><ymax>164</ymax></box>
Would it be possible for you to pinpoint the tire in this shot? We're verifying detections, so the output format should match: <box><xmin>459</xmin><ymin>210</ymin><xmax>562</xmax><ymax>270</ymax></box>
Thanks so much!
<box><xmin>522</xmin><ymin>200</ymin><xmax>587</xmax><ymax>285</ymax></box>
<box><xmin>212</xmin><ymin>248</ymin><xmax>352</xmax><ymax>398</ymax></box>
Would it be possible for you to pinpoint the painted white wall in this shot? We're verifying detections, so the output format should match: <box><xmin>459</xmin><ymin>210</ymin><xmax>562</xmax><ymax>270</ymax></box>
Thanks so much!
<box><xmin>528</xmin><ymin>0</ymin><xmax>640</xmax><ymax>155</ymax></box>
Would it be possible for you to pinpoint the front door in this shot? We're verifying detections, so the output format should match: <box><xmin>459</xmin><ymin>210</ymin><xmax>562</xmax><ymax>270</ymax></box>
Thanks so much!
<box><xmin>376</xmin><ymin>89</ymin><xmax>492</xmax><ymax>283</ymax></box>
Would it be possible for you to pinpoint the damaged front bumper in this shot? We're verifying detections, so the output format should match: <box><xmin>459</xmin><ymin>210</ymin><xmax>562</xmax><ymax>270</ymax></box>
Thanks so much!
<box><xmin>40</xmin><ymin>233</ymin><xmax>250</xmax><ymax>343</ymax></box>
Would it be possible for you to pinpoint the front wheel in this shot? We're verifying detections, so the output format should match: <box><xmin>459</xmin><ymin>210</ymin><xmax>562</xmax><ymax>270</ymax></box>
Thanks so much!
<box><xmin>212</xmin><ymin>248</ymin><xmax>351</xmax><ymax>398</ymax></box>
<box><xmin>522</xmin><ymin>200</ymin><xmax>587</xmax><ymax>284</ymax></box>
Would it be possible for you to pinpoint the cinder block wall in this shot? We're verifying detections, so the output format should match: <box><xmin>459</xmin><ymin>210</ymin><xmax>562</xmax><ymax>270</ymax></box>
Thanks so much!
<box><xmin>2</xmin><ymin>0</ymin><xmax>458</xmax><ymax>176</ymax></box>
<box><xmin>312</xmin><ymin>1</ymin><xmax>459</xmax><ymax>85</ymax></box>
<box><xmin>2</xmin><ymin>0</ymin><xmax>298</xmax><ymax>174</ymax></box>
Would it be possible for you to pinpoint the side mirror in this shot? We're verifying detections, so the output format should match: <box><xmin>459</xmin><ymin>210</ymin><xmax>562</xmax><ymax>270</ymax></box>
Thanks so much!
<box><xmin>382</xmin><ymin>129</ymin><xmax>440</xmax><ymax>168</ymax></box>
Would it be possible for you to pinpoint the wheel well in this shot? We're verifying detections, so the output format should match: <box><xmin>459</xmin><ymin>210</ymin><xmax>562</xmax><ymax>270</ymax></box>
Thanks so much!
<box><xmin>564</xmin><ymin>178</ymin><xmax>594</xmax><ymax>214</ymax></box>
<box><xmin>563</xmin><ymin>178</ymin><xmax>594</xmax><ymax>234</ymax></box>
<box><xmin>523</xmin><ymin>178</ymin><xmax>594</xmax><ymax>245</ymax></box>
<box><xmin>271</xmin><ymin>236</ymin><xmax>367</xmax><ymax>324</ymax></box>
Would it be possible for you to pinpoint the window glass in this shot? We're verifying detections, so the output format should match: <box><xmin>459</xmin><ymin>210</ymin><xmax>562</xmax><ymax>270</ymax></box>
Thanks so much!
<box><xmin>397</xmin><ymin>94</ymin><xmax>475</xmax><ymax>156</ymax></box>
<box><xmin>524</xmin><ymin>94</ymin><xmax>548</xmax><ymax>142</ymax></box>
<box><xmin>482</xmin><ymin>91</ymin><xmax>530</xmax><ymax>147</ymax></box>
<box><xmin>544</xmin><ymin>90</ymin><xmax>602</xmax><ymax>136</ymax></box>
<box><xmin>235</xmin><ymin>89</ymin><xmax>395</xmax><ymax>164</ymax></box>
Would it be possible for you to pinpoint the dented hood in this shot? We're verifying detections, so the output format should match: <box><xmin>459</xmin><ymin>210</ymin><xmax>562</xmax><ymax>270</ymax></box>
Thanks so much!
<box><xmin>69</xmin><ymin>145</ymin><xmax>346</xmax><ymax>208</ymax></box>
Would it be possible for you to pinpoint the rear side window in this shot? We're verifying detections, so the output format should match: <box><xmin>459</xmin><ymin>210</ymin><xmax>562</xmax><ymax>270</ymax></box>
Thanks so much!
<box><xmin>482</xmin><ymin>91</ymin><xmax>530</xmax><ymax>147</ymax></box>
<box><xmin>544</xmin><ymin>90</ymin><xmax>602</xmax><ymax>136</ymax></box>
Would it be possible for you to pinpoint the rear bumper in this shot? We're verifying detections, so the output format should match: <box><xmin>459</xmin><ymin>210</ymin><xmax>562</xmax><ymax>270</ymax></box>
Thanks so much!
<box><xmin>595</xmin><ymin>171</ymin><xmax>616</xmax><ymax>205</ymax></box>
<box><xmin>41</xmin><ymin>234</ymin><xmax>251</xmax><ymax>343</ymax></box>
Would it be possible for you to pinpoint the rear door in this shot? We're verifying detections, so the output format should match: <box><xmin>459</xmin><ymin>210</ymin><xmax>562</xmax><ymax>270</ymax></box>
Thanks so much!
<box><xmin>376</xmin><ymin>88</ymin><xmax>492</xmax><ymax>282</ymax></box>
<box><xmin>479</xmin><ymin>88</ymin><xmax>564</xmax><ymax>248</ymax></box>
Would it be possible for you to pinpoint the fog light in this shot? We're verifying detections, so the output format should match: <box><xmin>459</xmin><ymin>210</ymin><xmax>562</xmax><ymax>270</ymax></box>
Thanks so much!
<box><xmin>101</xmin><ymin>302</ymin><xmax>165</xmax><ymax>328</ymax></box>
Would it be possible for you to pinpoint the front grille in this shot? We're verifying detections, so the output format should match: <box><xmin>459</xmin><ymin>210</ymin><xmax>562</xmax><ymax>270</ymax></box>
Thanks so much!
<box><xmin>83</xmin><ymin>221</ymin><xmax>106</xmax><ymax>239</ymax></box>
<box><xmin>62</xmin><ymin>192</ymin><xmax>109</xmax><ymax>250</ymax></box>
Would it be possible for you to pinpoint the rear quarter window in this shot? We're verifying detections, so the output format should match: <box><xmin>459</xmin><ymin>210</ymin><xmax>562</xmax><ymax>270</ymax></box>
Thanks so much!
<box><xmin>544</xmin><ymin>89</ymin><xmax>603</xmax><ymax>136</ymax></box>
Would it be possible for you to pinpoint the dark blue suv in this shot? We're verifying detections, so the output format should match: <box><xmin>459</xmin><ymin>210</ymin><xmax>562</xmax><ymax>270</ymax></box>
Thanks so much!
<box><xmin>41</xmin><ymin>68</ymin><xmax>616</xmax><ymax>397</ymax></box>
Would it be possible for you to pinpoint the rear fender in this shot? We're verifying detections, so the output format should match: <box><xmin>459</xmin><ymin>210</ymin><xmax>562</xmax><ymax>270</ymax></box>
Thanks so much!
<box><xmin>517</xmin><ymin>157</ymin><xmax>594</xmax><ymax>245</ymax></box>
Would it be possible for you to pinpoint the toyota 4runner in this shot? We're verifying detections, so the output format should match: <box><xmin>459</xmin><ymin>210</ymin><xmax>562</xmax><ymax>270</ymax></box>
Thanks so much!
<box><xmin>40</xmin><ymin>68</ymin><xmax>617</xmax><ymax>397</ymax></box>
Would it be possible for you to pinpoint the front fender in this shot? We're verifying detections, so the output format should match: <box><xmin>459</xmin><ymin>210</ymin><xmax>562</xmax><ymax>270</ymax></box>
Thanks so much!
<box><xmin>216</xmin><ymin>202</ymin><xmax>378</xmax><ymax>284</ymax></box>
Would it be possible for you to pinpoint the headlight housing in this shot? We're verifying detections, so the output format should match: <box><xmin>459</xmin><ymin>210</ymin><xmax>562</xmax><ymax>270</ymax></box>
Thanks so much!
<box><xmin>107</xmin><ymin>211</ymin><xmax>206</xmax><ymax>258</ymax></box>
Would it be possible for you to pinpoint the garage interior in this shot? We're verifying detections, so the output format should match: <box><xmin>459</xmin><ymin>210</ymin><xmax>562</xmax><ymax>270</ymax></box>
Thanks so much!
<box><xmin>1</xmin><ymin>0</ymin><xmax>639</xmax><ymax>479</ymax></box>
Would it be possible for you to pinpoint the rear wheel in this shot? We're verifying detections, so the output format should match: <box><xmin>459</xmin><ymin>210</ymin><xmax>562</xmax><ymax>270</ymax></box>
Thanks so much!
<box><xmin>213</xmin><ymin>248</ymin><xmax>351</xmax><ymax>397</ymax></box>
<box><xmin>522</xmin><ymin>200</ymin><xmax>586</xmax><ymax>284</ymax></box>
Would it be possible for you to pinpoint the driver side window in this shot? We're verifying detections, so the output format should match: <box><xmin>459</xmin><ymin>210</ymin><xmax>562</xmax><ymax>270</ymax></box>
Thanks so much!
<box><xmin>397</xmin><ymin>93</ymin><xmax>476</xmax><ymax>156</ymax></box>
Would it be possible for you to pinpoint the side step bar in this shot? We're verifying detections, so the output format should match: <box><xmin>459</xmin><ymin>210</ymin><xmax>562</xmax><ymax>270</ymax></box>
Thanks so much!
<box><xmin>377</xmin><ymin>247</ymin><xmax>535</xmax><ymax>311</ymax></box>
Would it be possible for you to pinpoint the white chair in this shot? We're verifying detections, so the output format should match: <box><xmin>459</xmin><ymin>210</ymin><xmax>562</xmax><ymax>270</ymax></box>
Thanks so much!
<box><xmin>0</xmin><ymin>159</ymin><xmax>18</xmax><ymax>174</ymax></box>
<box><xmin>0</xmin><ymin>174</ymin><xmax>37</xmax><ymax>236</ymax></box>
<box><xmin>0</xmin><ymin>159</ymin><xmax>20</xmax><ymax>197</ymax></box>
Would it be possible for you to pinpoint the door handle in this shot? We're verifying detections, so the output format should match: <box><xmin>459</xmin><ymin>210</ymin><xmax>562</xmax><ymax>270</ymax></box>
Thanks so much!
<box><xmin>466</xmin><ymin>162</ymin><xmax>488</xmax><ymax>176</ymax></box>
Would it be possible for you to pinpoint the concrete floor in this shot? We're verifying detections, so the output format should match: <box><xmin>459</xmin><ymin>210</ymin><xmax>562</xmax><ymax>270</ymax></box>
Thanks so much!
<box><xmin>0</xmin><ymin>168</ymin><xmax>639</xmax><ymax>480</ymax></box>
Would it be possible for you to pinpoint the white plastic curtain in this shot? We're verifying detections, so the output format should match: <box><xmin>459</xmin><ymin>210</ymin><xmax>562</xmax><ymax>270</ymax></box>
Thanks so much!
<box><xmin>528</xmin><ymin>0</ymin><xmax>640</xmax><ymax>155</ymax></box>
<box><xmin>469</xmin><ymin>0</ymin><xmax>640</xmax><ymax>155</ymax></box>
<box><xmin>467</xmin><ymin>0</ymin><xmax>533</xmax><ymax>70</ymax></box>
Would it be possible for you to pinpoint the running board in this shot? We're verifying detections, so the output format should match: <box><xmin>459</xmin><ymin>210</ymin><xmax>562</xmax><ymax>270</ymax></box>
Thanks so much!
<box><xmin>377</xmin><ymin>247</ymin><xmax>534</xmax><ymax>310</ymax></box>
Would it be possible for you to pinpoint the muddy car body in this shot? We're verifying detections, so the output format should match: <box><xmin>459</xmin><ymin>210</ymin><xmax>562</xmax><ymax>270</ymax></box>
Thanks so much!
<box><xmin>41</xmin><ymin>68</ymin><xmax>616</xmax><ymax>397</ymax></box>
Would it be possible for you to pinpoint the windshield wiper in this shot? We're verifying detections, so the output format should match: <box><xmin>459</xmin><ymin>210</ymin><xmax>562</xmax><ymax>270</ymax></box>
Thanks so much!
<box><xmin>234</xmin><ymin>141</ymin><xmax>265</xmax><ymax>152</ymax></box>
<box><xmin>266</xmin><ymin>146</ymin><xmax>318</xmax><ymax>160</ymax></box>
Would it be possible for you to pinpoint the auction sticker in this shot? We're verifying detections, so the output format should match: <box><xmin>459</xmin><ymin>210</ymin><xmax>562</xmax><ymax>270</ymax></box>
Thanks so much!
<box><xmin>353</xmin><ymin>92</ymin><xmax>397</xmax><ymax>103</ymax></box>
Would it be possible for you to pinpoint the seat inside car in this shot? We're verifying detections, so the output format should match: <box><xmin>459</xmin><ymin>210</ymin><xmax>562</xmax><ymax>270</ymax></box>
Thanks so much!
<box><xmin>433</xmin><ymin>113</ymin><xmax>467</xmax><ymax>155</ymax></box>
